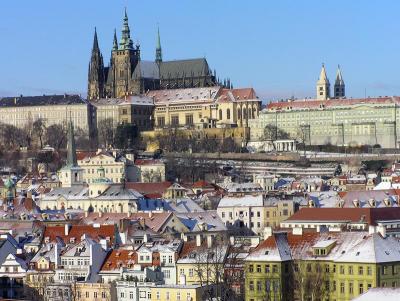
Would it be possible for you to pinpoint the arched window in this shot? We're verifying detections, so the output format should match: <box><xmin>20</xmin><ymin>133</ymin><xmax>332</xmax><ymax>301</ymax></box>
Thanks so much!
<box><xmin>248</xmin><ymin>108</ymin><xmax>252</xmax><ymax>119</ymax></box>
<box><xmin>227</xmin><ymin>109</ymin><xmax>231</xmax><ymax>120</ymax></box>
<box><xmin>238</xmin><ymin>108</ymin><xmax>241</xmax><ymax>119</ymax></box>
<box><xmin>243</xmin><ymin>108</ymin><xmax>247</xmax><ymax>119</ymax></box>
<box><xmin>252</xmin><ymin>107</ymin><xmax>256</xmax><ymax>118</ymax></box>
<box><xmin>219</xmin><ymin>109</ymin><xmax>223</xmax><ymax>120</ymax></box>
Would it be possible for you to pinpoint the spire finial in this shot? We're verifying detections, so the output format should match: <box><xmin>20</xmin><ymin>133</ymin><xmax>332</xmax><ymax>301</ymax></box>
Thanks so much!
<box><xmin>120</xmin><ymin>8</ymin><xmax>133</xmax><ymax>50</ymax></box>
<box><xmin>92</xmin><ymin>27</ymin><xmax>99</xmax><ymax>53</ymax></box>
<box><xmin>155</xmin><ymin>24</ymin><xmax>162</xmax><ymax>64</ymax></box>
<box><xmin>112</xmin><ymin>28</ymin><xmax>118</xmax><ymax>51</ymax></box>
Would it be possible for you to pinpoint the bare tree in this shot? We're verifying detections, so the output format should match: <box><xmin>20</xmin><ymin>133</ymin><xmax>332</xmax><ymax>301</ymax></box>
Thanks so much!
<box><xmin>45</xmin><ymin>124</ymin><xmax>67</xmax><ymax>150</ymax></box>
<box><xmin>264</xmin><ymin>124</ymin><xmax>289</xmax><ymax>141</ymax></box>
<box><xmin>98</xmin><ymin>118</ymin><xmax>116</xmax><ymax>148</ymax></box>
<box><xmin>292</xmin><ymin>260</ymin><xmax>329</xmax><ymax>301</ymax></box>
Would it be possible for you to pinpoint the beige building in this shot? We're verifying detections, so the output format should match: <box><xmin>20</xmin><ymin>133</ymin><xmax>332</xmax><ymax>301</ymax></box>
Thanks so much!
<box><xmin>0</xmin><ymin>94</ymin><xmax>94</xmax><ymax>135</ymax></box>
<box><xmin>92</xmin><ymin>95</ymin><xmax>154</xmax><ymax>131</ymax></box>
<box><xmin>249</xmin><ymin>65</ymin><xmax>400</xmax><ymax>148</ymax></box>
<box><xmin>217</xmin><ymin>194</ymin><xmax>295</xmax><ymax>236</ymax></box>
<box><xmin>77</xmin><ymin>150</ymin><xmax>135</xmax><ymax>183</ymax></box>
<box><xmin>147</xmin><ymin>86</ymin><xmax>261</xmax><ymax>129</ymax></box>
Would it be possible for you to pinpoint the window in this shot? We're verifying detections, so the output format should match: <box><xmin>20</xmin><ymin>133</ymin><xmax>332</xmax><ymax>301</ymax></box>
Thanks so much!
<box><xmin>227</xmin><ymin>109</ymin><xmax>231</xmax><ymax>119</ymax></box>
<box><xmin>249</xmin><ymin>265</ymin><xmax>254</xmax><ymax>272</ymax></box>
<box><xmin>171</xmin><ymin>115</ymin><xmax>179</xmax><ymax>126</ymax></box>
<box><xmin>156</xmin><ymin>291</ymin><xmax>160</xmax><ymax>300</ymax></box>
<box><xmin>273</xmin><ymin>265</ymin><xmax>278</xmax><ymax>273</ymax></box>
<box><xmin>358</xmin><ymin>266</ymin><xmax>363</xmax><ymax>275</ymax></box>
<box><xmin>359</xmin><ymin>283</ymin><xmax>364</xmax><ymax>294</ymax></box>
<box><xmin>257</xmin><ymin>281</ymin><xmax>262</xmax><ymax>291</ymax></box>
<box><xmin>94</xmin><ymin>292</ymin><xmax>97</xmax><ymax>298</ymax></box>
<box><xmin>102</xmin><ymin>292</ymin><xmax>106</xmax><ymax>298</ymax></box>
<box><xmin>166</xmin><ymin>292</ymin><xmax>170</xmax><ymax>300</ymax></box>
<box><xmin>122</xmin><ymin>109</ymin><xmax>128</xmax><ymax>115</ymax></box>
<box><xmin>349</xmin><ymin>282</ymin><xmax>353</xmax><ymax>294</ymax></box>
<box><xmin>221</xmin><ymin>212</ymin><xmax>225</xmax><ymax>218</ymax></box>
<box><xmin>348</xmin><ymin>266</ymin><xmax>353</xmax><ymax>275</ymax></box>
<box><xmin>249</xmin><ymin>280</ymin><xmax>254</xmax><ymax>291</ymax></box>
<box><xmin>265</xmin><ymin>280</ymin><xmax>271</xmax><ymax>291</ymax></box>
<box><xmin>367</xmin><ymin>266</ymin><xmax>372</xmax><ymax>275</ymax></box>
<box><xmin>86</xmin><ymin>292</ymin><xmax>90</xmax><ymax>298</ymax></box>
<box><xmin>257</xmin><ymin>211</ymin><xmax>260</xmax><ymax>217</ymax></box>
<box><xmin>189</xmin><ymin>268</ymin><xmax>194</xmax><ymax>277</ymax></box>
<box><xmin>177</xmin><ymin>292</ymin><xmax>181</xmax><ymax>300</ymax></box>
<box><xmin>265</xmin><ymin>264</ymin><xmax>270</xmax><ymax>273</ymax></box>
<box><xmin>340</xmin><ymin>265</ymin><xmax>345</xmax><ymax>274</ymax></box>
<box><xmin>130</xmin><ymin>291</ymin><xmax>134</xmax><ymax>299</ymax></box>
<box><xmin>383</xmin><ymin>266</ymin><xmax>388</xmax><ymax>275</ymax></box>
<box><xmin>340</xmin><ymin>282</ymin><xmax>345</xmax><ymax>294</ymax></box>
<box><xmin>256</xmin><ymin>265</ymin><xmax>261</xmax><ymax>273</ymax></box>
<box><xmin>185</xmin><ymin>114</ymin><xmax>193</xmax><ymax>126</ymax></box>
<box><xmin>219</xmin><ymin>109</ymin><xmax>223</xmax><ymax>120</ymax></box>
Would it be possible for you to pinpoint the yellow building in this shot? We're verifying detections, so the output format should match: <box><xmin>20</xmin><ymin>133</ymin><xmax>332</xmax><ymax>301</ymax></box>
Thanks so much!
<box><xmin>151</xmin><ymin>284</ymin><xmax>216</xmax><ymax>301</ymax></box>
<box><xmin>77</xmin><ymin>149</ymin><xmax>135</xmax><ymax>183</ymax></box>
<box><xmin>244</xmin><ymin>229</ymin><xmax>400</xmax><ymax>301</ymax></box>
<box><xmin>176</xmin><ymin>237</ymin><xmax>228</xmax><ymax>285</ymax></box>
<box><xmin>147</xmin><ymin>86</ymin><xmax>261</xmax><ymax>129</ymax></box>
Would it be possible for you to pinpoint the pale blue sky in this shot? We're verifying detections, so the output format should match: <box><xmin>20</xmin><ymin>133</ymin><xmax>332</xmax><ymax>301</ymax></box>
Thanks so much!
<box><xmin>1</xmin><ymin>0</ymin><xmax>400</xmax><ymax>101</ymax></box>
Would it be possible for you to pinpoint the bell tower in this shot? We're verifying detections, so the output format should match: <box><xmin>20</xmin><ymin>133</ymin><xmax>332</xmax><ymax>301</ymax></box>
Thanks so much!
<box><xmin>88</xmin><ymin>28</ymin><xmax>105</xmax><ymax>100</ymax></box>
<box><xmin>316</xmin><ymin>63</ymin><xmax>330</xmax><ymax>100</ymax></box>
<box><xmin>334</xmin><ymin>65</ymin><xmax>345</xmax><ymax>98</ymax></box>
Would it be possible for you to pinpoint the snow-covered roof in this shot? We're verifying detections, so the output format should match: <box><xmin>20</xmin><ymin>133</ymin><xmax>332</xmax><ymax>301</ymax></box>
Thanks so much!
<box><xmin>353</xmin><ymin>288</ymin><xmax>400</xmax><ymax>301</ymax></box>
<box><xmin>218</xmin><ymin>194</ymin><xmax>264</xmax><ymax>208</ymax></box>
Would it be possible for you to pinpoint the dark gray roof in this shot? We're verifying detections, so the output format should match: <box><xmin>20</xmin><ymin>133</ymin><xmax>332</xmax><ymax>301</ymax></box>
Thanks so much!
<box><xmin>133</xmin><ymin>61</ymin><xmax>160</xmax><ymax>79</ymax></box>
<box><xmin>160</xmin><ymin>58</ymin><xmax>211</xmax><ymax>79</ymax></box>
<box><xmin>0</xmin><ymin>94</ymin><xmax>87</xmax><ymax>107</ymax></box>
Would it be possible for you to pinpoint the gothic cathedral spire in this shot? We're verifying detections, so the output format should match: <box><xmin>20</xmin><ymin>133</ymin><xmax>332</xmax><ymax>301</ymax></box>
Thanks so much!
<box><xmin>155</xmin><ymin>26</ymin><xmax>162</xmax><ymax>64</ymax></box>
<box><xmin>66</xmin><ymin>119</ymin><xmax>77</xmax><ymax>167</ymax></box>
<box><xmin>316</xmin><ymin>63</ymin><xmax>330</xmax><ymax>100</ymax></box>
<box><xmin>88</xmin><ymin>27</ymin><xmax>105</xmax><ymax>100</ymax></box>
<box><xmin>112</xmin><ymin>29</ymin><xmax>118</xmax><ymax>51</ymax></box>
<box><xmin>119</xmin><ymin>8</ymin><xmax>134</xmax><ymax>50</ymax></box>
<box><xmin>334</xmin><ymin>65</ymin><xmax>345</xmax><ymax>99</ymax></box>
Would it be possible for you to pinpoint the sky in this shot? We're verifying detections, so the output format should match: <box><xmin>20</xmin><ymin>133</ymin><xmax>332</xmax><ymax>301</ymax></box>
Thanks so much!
<box><xmin>1</xmin><ymin>0</ymin><xmax>400</xmax><ymax>102</ymax></box>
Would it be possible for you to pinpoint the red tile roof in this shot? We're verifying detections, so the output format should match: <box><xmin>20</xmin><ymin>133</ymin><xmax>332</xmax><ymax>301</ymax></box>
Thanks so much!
<box><xmin>267</xmin><ymin>96</ymin><xmax>400</xmax><ymax>111</ymax></box>
<box><xmin>76</xmin><ymin>151</ymin><xmax>97</xmax><ymax>161</ymax></box>
<box><xmin>126</xmin><ymin>181</ymin><xmax>171</xmax><ymax>196</ymax></box>
<box><xmin>128</xmin><ymin>212</ymin><xmax>173</xmax><ymax>233</ymax></box>
<box><xmin>286</xmin><ymin>207</ymin><xmax>400</xmax><ymax>225</ymax></box>
<box><xmin>43</xmin><ymin>224</ymin><xmax>116</xmax><ymax>244</ymax></box>
<box><xmin>100</xmin><ymin>249</ymin><xmax>136</xmax><ymax>271</ymax></box>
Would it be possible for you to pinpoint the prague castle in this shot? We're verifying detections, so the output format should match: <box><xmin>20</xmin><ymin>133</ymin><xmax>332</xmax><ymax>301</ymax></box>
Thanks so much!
<box><xmin>88</xmin><ymin>9</ymin><xmax>225</xmax><ymax>100</ymax></box>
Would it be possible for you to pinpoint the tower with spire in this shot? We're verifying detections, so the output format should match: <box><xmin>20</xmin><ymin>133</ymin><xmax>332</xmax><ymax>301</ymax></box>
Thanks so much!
<box><xmin>58</xmin><ymin>120</ymin><xmax>83</xmax><ymax>187</ymax></box>
<box><xmin>104</xmin><ymin>8</ymin><xmax>141</xmax><ymax>98</ymax></box>
<box><xmin>334</xmin><ymin>65</ymin><xmax>345</xmax><ymax>98</ymax></box>
<box><xmin>316</xmin><ymin>63</ymin><xmax>330</xmax><ymax>100</ymax></box>
<box><xmin>155</xmin><ymin>26</ymin><xmax>162</xmax><ymax>65</ymax></box>
<box><xmin>87</xmin><ymin>28</ymin><xmax>105</xmax><ymax>100</ymax></box>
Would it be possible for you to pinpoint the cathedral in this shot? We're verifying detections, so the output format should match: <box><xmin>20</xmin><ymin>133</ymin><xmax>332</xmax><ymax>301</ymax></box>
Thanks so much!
<box><xmin>88</xmin><ymin>10</ymin><xmax>226</xmax><ymax>100</ymax></box>
<box><xmin>316</xmin><ymin>64</ymin><xmax>345</xmax><ymax>100</ymax></box>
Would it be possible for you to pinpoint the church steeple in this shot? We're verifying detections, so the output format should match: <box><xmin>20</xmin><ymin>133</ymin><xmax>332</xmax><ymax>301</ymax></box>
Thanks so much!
<box><xmin>334</xmin><ymin>65</ymin><xmax>345</xmax><ymax>99</ymax></box>
<box><xmin>66</xmin><ymin>119</ymin><xmax>77</xmax><ymax>167</ymax></box>
<box><xmin>88</xmin><ymin>28</ymin><xmax>105</xmax><ymax>100</ymax></box>
<box><xmin>316</xmin><ymin>63</ymin><xmax>330</xmax><ymax>100</ymax></box>
<box><xmin>119</xmin><ymin>8</ymin><xmax>133</xmax><ymax>50</ymax></box>
<box><xmin>155</xmin><ymin>26</ymin><xmax>162</xmax><ymax>64</ymax></box>
<box><xmin>112</xmin><ymin>29</ymin><xmax>118</xmax><ymax>51</ymax></box>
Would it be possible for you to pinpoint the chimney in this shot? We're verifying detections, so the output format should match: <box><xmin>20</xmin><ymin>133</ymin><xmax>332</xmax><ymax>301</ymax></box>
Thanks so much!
<box><xmin>143</xmin><ymin>233</ymin><xmax>149</xmax><ymax>243</ymax></box>
<box><xmin>196</xmin><ymin>234</ymin><xmax>202</xmax><ymax>247</ymax></box>
<box><xmin>229</xmin><ymin>236</ymin><xmax>235</xmax><ymax>246</ymax></box>
<box><xmin>207</xmin><ymin>235</ymin><xmax>213</xmax><ymax>248</ymax></box>
<box><xmin>377</xmin><ymin>225</ymin><xmax>386</xmax><ymax>238</ymax></box>
<box><xmin>127</xmin><ymin>211</ymin><xmax>131</xmax><ymax>218</ymax></box>
<box><xmin>149</xmin><ymin>211</ymin><xmax>153</xmax><ymax>218</ymax></box>
<box><xmin>368</xmin><ymin>225</ymin><xmax>376</xmax><ymax>235</ymax></box>
<box><xmin>64</xmin><ymin>224</ymin><xmax>71</xmax><ymax>236</ymax></box>
<box><xmin>85</xmin><ymin>211</ymin><xmax>89</xmax><ymax>218</ymax></box>
<box><xmin>263</xmin><ymin>227</ymin><xmax>273</xmax><ymax>239</ymax></box>
<box><xmin>293</xmin><ymin>227</ymin><xmax>303</xmax><ymax>236</ymax></box>
<box><xmin>99</xmin><ymin>211</ymin><xmax>103</xmax><ymax>218</ymax></box>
